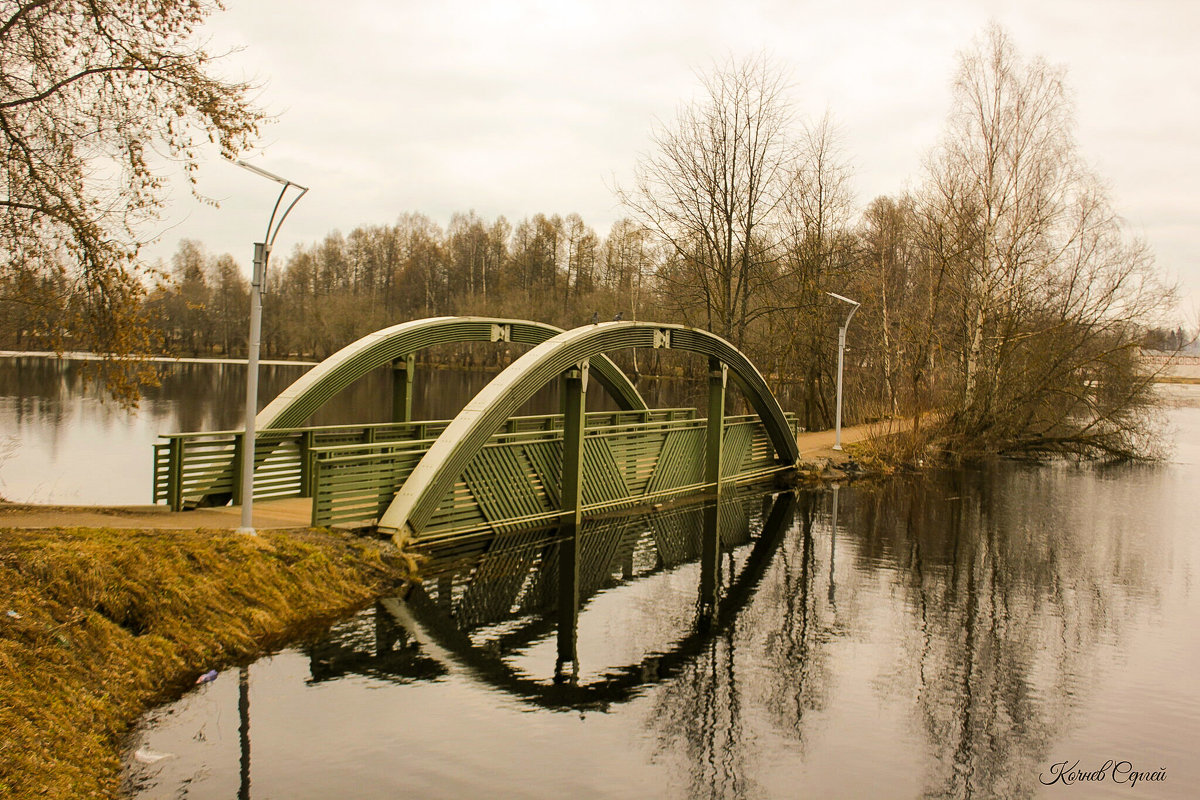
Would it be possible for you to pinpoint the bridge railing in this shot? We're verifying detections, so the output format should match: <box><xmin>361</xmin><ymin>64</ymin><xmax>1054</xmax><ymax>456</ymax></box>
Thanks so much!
<box><xmin>311</xmin><ymin>412</ymin><xmax>800</xmax><ymax>534</ymax></box>
<box><xmin>153</xmin><ymin>409</ymin><xmax>696</xmax><ymax>511</ymax></box>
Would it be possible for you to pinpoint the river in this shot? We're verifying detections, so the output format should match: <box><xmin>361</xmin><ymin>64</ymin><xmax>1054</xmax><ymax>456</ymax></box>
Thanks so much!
<box><xmin>3</xmin><ymin>356</ymin><xmax>1198</xmax><ymax>797</ymax></box>
<box><xmin>0</xmin><ymin>354</ymin><xmax>673</xmax><ymax>504</ymax></box>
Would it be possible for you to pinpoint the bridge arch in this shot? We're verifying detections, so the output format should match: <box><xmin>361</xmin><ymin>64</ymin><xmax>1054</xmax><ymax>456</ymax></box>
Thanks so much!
<box><xmin>255</xmin><ymin>316</ymin><xmax>647</xmax><ymax>430</ymax></box>
<box><xmin>378</xmin><ymin>321</ymin><xmax>799</xmax><ymax>538</ymax></box>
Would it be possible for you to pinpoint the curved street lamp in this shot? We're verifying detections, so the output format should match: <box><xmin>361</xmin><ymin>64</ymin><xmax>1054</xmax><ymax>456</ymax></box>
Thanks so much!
<box><xmin>231</xmin><ymin>159</ymin><xmax>308</xmax><ymax>534</ymax></box>
<box><xmin>826</xmin><ymin>292</ymin><xmax>860</xmax><ymax>451</ymax></box>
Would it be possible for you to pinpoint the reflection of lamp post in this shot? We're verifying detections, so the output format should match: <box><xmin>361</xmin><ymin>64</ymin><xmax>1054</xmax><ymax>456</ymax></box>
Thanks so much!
<box><xmin>826</xmin><ymin>292</ymin><xmax>860</xmax><ymax>452</ymax></box>
<box><xmin>231</xmin><ymin>160</ymin><xmax>308</xmax><ymax>534</ymax></box>
<box><xmin>238</xmin><ymin>665</ymin><xmax>250</xmax><ymax>800</ymax></box>
<box><xmin>829</xmin><ymin>482</ymin><xmax>839</xmax><ymax>606</ymax></box>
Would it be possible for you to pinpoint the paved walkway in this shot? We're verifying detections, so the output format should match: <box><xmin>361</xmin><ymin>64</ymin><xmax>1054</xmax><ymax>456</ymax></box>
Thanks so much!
<box><xmin>0</xmin><ymin>497</ymin><xmax>315</xmax><ymax>531</ymax></box>
<box><xmin>0</xmin><ymin>419</ymin><xmax>904</xmax><ymax>531</ymax></box>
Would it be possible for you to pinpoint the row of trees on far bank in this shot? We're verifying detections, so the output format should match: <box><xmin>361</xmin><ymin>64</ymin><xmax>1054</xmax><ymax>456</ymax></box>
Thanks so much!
<box><xmin>0</xmin><ymin>17</ymin><xmax>1178</xmax><ymax>460</ymax></box>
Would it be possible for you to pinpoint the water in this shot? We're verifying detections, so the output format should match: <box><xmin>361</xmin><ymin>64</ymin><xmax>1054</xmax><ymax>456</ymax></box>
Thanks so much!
<box><xmin>0</xmin><ymin>355</ymin><xmax>688</xmax><ymax>504</ymax></box>
<box><xmin>6</xmin><ymin>356</ymin><xmax>1198</xmax><ymax>796</ymax></box>
<box><xmin>123</xmin><ymin>399</ymin><xmax>1200</xmax><ymax>798</ymax></box>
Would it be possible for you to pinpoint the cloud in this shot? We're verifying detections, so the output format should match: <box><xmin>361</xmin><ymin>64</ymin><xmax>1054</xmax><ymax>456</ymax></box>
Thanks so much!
<box><xmin>143</xmin><ymin>0</ymin><xmax>1200</xmax><ymax>315</ymax></box>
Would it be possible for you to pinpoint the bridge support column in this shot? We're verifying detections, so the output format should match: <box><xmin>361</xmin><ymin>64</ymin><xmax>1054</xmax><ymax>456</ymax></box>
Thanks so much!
<box><xmin>700</xmin><ymin>358</ymin><xmax>727</xmax><ymax>615</ymax></box>
<box><xmin>392</xmin><ymin>354</ymin><xmax>415</xmax><ymax>423</ymax></box>
<box><xmin>556</xmin><ymin>361</ymin><xmax>588</xmax><ymax>682</ymax></box>
<box><xmin>699</xmin><ymin>500</ymin><xmax>721</xmax><ymax>622</ymax></box>
<box><xmin>706</xmin><ymin>357</ymin><xmax>727</xmax><ymax>490</ymax></box>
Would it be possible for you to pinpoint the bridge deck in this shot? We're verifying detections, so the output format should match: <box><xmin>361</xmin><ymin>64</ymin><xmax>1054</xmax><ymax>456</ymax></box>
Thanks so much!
<box><xmin>2</xmin><ymin>419</ymin><xmax>899</xmax><ymax>532</ymax></box>
<box><xmin>0</xmin><ymin>496</ymin><xmax>315</xmax><ymax>531</ymax></box>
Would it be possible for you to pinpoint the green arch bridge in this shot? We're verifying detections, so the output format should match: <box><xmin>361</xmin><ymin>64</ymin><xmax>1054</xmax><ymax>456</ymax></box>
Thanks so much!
<box><xmin>153</xmin><ymin>317</ymin><xmax>800</xmax><ymax>543</ymax></box>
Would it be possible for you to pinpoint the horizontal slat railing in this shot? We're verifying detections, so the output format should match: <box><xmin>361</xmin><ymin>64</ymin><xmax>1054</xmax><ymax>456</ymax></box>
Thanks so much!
<box><xmin>310</xmin><ymin>411</ymin><xmax>797</xmax><ymax>534</ymax></box>
<box><xmin>306</xmin><ymin>410</ymin><xmax>696</xmax><ymax>528</ymax></box>
<box><xmin>154</xmin><ymin>409</ymin><xmax>697</xmax><ymax>511</ymax></box>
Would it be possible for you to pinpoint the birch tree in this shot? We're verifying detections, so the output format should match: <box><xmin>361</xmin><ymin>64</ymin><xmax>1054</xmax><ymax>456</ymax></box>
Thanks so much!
<box><xmin>922</xmin><ymin>25</ymin><xmax>1172</xmax><ymax>457</ymax></box>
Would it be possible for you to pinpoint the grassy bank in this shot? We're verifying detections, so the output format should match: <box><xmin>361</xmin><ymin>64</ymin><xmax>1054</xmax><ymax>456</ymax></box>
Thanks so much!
<box><xmin>0</xmin><ymin>527</ymin><xmax>412</xmax><ymax>798</ymax></box>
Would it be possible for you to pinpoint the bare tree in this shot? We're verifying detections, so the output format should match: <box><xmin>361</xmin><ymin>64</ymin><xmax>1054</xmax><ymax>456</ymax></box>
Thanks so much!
<box><xmin>771</xmin><ymin>113</ymin><xmax>857</xmax><ymax>429</ymax></box>
<box><xmin>920</xmin><ymin>25</ymin><xmax>1173</xmax><ymax>457</ymax></box>
<box><xmin>621</xmin><ymin>55</ymin><xmax>795</xmax><ymax>349</ymax></box>
<box><xmin>602</xmin><ymin>218</ymin><xmax>655</xmax><ymax>319</ymax></box>
<box><xmin>1</xmin><ymin>0</ymin><xmax>262</xmax><ymax>403</ymax></box>
<box><xmin>859</xmin><ymin>195</ymin><xmax>920</xmax><ymax>415</ymax></box>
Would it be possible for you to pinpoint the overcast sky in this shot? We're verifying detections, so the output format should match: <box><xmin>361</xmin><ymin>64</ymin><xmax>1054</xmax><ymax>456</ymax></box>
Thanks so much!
<box><xmin>145</xmin><ymin>0</ymin><xmax>1200</xmax><ymax>320</ymax></box>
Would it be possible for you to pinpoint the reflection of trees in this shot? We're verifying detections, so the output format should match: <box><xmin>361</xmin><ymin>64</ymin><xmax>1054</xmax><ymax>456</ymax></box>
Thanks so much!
<box><xmin>637</xmin><ymin>465</ymin><xmax>1164</xmax><ymax>799</ymax></box>
<box><xmin>846</xmin><ymin>465</ymin><xmax>1163</xmax><ymax>799</ymax></box>
<box><xmin>757</xmin><ymin>493</ymin><xmax>834</xmax><ymax>748</ymax></box>
<box><xmin>231</xmin><ymin>461</ymin><xmax>1172</xmax><ymax>798</ymax></box>
<box><xmin>0</xmin><ymin>357</ymin><xmax>311</xmax><ymax>434</ymax></box>
<box><xmin>648</xmin><ymin>628</ymin><xmax>752</xmax><ymax>800</ymax></box>
<box><xmin>644</xmin><ymin>493</ymin><xmax>802</xmax><ymax>800</ymax></box>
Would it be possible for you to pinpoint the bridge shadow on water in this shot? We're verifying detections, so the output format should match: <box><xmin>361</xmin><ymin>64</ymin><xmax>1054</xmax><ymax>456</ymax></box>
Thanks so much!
<box><xmin>305</xmin><ymin>487</ymin><xmax>800</xmax><ymax>710</ymax></box>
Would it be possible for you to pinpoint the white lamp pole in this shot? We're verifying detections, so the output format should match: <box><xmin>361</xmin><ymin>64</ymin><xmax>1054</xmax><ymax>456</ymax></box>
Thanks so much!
<box><xmin>826</xmin><ymin>292</ymin><xmax>860</xmax><ymax>452</ymax></box>
<box><xmin>231</xmin><ymin>160</ymin><xmax>308</xmax><ymax>534</ymax></box>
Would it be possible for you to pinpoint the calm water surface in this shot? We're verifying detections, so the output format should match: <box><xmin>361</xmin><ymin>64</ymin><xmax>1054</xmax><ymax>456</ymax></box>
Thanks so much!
<box><xmin>123</xmin><ymin>396</ymin><xmax>1200</xmax><ymax>799</ymax></box>
<box><xmin>0</xmin><ymin>356</ymin><xmax>689</xmax><ymax>503</ymax></box>
<box><xmin>6</xmin><ymin>356</ymin><xmax>1198</xmax><ymax>797</ymax></box>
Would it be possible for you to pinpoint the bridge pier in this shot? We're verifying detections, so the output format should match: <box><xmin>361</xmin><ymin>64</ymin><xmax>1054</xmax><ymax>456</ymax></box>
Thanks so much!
<box><xmin>556</xmin><ymin>361</ymin><xmax>588</xmax><ymax>681</ymax></box>
<box><xmin>392</xmin><ymin>354</ymin><xmax>415</xmax><ymax>423</ymax></box>
<box><xmin>700</xmin><ymin>357</ymin><xmax>727</xmax><ymax>615</ymax></box>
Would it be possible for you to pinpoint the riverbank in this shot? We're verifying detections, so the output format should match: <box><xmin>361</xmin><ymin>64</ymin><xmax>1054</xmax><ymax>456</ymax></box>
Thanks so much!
<box><xmin>0</xmin><ymin>526</ymin><xmax>411</xmax><ymax>798</ymax></box>
<box><xmin>0</xmin><ymin>350</ymin><xmax>319</xmax><ymax>367</ymax></box>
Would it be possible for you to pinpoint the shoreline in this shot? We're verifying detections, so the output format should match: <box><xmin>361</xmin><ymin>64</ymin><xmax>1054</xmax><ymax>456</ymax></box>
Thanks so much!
<box><xmin>0</xmin><ymin>526</ymin><xmax>411</xmax><ymax>798</ymax></box>
<box><xmin>0</xmin><ymin>350</ymin><xmax>319</xmax><ymax>367</ymax></box>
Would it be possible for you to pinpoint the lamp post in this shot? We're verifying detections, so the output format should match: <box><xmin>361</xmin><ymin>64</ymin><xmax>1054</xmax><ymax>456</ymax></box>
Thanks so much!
<box><xmin>231</xmin><ymin>160</ymin><xmax>308</xmax><ymax>534</ymax></box>
<box><xmin>826</xmin><ymin>292</ymin><xmax>860</xmax><ymax>452</ymax></box>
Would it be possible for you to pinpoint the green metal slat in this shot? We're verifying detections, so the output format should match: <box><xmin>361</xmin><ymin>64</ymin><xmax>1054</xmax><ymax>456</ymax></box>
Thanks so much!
<box><xmin>719</xmin><ymin>422</ymin><xmax>755</xmax><ymax>479</ymax></box>
<box><xmin>462</xmin><ymin>446</ymin><xmax>547</xmax><ymax>530</ymax></box>
<box><xmin>646</xmin><ymin>428</ymin><xmax>705</xmax><ymax>496</ymax></box>
<box><xmin>580</xmin><ymin>437</ymin><xmax>631</xmax><ymax>507</ymax></box>
<box><xmin>523</xmin><ymin>440</ymin><xmax>563</xmax><ymax>508</ymax></box>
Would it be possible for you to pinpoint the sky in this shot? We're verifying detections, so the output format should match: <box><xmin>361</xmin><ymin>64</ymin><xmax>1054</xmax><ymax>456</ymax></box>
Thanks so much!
<box><xmin>145</xmin><ymin>0</ymin><xmax>1200</xmax><ymax>321</ymax></box>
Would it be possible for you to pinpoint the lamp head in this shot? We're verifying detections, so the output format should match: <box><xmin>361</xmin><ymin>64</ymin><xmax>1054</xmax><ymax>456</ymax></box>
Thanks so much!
<box><xmin>229</xmin><ymin>158</ymin><xmax>309</xmax><ymax>191</ymax></box>
<box><xmin>825</xmin><ymin>291</ymin><xmax>860</xmax><ymax>307</ymax></box>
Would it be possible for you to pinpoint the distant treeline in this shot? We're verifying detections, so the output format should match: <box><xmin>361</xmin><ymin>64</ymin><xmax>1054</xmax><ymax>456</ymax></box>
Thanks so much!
<box><xmin>0</xmin><ymin>32</ymin><xmax>1184</xmax><ymax>459</ymax></box>
<box><xmin>139</xmin><ymin>211</ymin><xmax>672</xmax><ymax>370</ymax></box>
<box><xmin>0</xmin><ymin>197</ymin><xmax>1184</xmax><ymax>448</ymax></box>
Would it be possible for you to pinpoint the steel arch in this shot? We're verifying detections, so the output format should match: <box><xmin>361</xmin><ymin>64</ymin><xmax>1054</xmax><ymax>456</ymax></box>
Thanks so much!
<box><xmin>255</xmin><ymin>316</ymin><xmax>647</xmax><ymax>430</ymax></box>
<box><xmin>378</xmin><ymin>322</ymin><xmax>799</xmax><ymax>538</ymax></box>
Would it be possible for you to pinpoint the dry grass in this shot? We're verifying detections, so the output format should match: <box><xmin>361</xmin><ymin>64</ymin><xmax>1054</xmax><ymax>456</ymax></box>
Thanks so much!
<box><xmin>0</xmin><ymin>526</ymin><xmax>411</xmax><ymax>798</ymax></box>
<box><xmin>844</xmin><ymin>414</ymin><xmax>944</xmax><ymax>472</ymax></box>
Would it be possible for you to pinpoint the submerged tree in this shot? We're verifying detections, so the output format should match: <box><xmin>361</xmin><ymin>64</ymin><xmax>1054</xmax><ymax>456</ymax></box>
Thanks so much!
<box><xmin>921</xmin><ymin>25</ymin><xmax>1172</xmax><ymax>458</ymax></box>
<box><xmin>0</xmin><ymin>0</ymin><xmax>263</xmax><ymax>403</ymax></box>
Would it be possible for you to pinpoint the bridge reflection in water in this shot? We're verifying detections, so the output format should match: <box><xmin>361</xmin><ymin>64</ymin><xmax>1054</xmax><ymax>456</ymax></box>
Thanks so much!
<box><xmin>131</xmin><ymin>457</ymin><xmax>1185</xmax><ymax>799</ymax></box>
<box><xmin>306</xmin><ymin>487</ymin><xmax>795</xmax><ymax>708</ymax></box>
